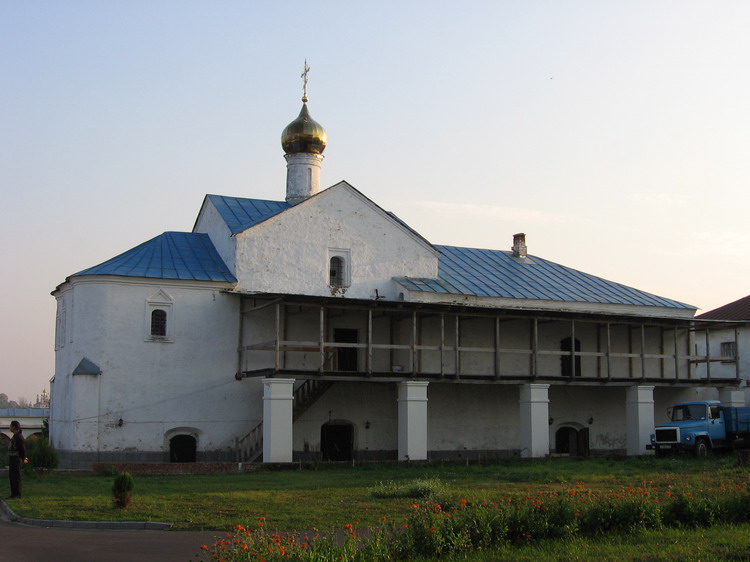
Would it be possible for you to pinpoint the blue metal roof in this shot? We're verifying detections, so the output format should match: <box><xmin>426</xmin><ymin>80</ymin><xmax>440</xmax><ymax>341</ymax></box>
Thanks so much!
<box><xmin>206</xmin><ymin>194</ymin><xmax>290</xmax><ymax>235</ymax></box>
<box><xmin>72</xmin><ymin>232</ymin><xmax>237</xmax><ymax>283</ymax></box>
<box><xmin>396</xmin><ymin>245</ymin><xmax>694</xmax><ymax>309</ymax></box>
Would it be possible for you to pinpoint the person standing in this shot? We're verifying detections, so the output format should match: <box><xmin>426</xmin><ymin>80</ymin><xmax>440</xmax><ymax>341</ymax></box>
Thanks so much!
<box><xmin>8</xmin><ymin>420</ymin><xmax>28</xmax><ymax>499</ymax></box>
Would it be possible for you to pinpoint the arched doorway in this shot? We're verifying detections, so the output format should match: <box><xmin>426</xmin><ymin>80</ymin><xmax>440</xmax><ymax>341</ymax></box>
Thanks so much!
<box><xmin>321</xmin><ymin>421</ymin><xmax>354</xmax><ymax>461</ymax></box>
<box><xmin>555</xmin><ymin>426</ymin><xmax>589</xmax><ymax>456</ymax></box>
<box><xmin>170</xmin><ymin>435</ymin><xmax>197</xmax><ymax>463</ymax></box>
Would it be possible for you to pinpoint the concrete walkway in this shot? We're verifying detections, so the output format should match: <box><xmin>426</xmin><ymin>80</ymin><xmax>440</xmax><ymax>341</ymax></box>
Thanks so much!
<box><xmin>0</xmin><ymin>500</ymin><xmax>223</xmax><ymax>562</ymax></box>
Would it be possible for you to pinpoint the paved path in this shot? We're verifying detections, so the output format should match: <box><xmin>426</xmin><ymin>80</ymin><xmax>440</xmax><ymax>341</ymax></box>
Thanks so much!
<box><xmin>0</xmin><ymin>502</ymin><xmax>223</xmax><ymax>562</ymax></box>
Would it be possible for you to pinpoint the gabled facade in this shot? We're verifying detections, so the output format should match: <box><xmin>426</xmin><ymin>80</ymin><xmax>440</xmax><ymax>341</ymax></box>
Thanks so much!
<box><xmin>49</xmin><ymin>94</ymin><xmax>746</xmax><ymax>468</ymax></box>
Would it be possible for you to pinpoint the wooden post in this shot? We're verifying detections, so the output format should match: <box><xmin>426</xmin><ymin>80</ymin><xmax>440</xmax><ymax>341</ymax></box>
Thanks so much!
<box><xmin>275</xmin><ymin>303</ymin><xmax>281</xmax><ymax>372</ymax></box>
<box><xmin>411</xmin><ymin>311</ymin><xmax>418</xmax><ymax>375</ymax></box>
<box><xmin>571</xmin><ymin>320</ymin><xmax>577</xmax><ymax>377</ymax></box>
<box><xmin>367</xmin><ymin>308</ymin><xmax>373</xmax><ymax>376</ymax></box>
<box><xmin>531</xmin><ymin>318</ymin><xmax>538</xmax><ymax>378</ymax></box>
<box><xmin>494</xmin><ymin>317</ymin><xmax>501</xmax><ymax>379</ymax></box>
<box><xmin>440</xmin><ymin>314</ymin><xmax>445</xmax><ymax>378</ymax></box>
<box><xmin>735</xmin><ymin>326</ymin><xmax>741</xmax><ymax>385</ymax></box>
<box><xmin>606</xmin><ymin>323</ymin><xmax>612</xmax><ymax>381</ymax></box>
<box><xmin>455</xmin><ymin>314</ymin><xmax>461</xmax><ymax>378</ymax></box>
<box><xmin>640</xmin><ymin>325</ymin><xmax>647</xmax><ymax>380</ymax></box>
<box><xmin>319</xmin><ymin>306</ymin><xmax>325</xmax><ymax>373</ymax></box>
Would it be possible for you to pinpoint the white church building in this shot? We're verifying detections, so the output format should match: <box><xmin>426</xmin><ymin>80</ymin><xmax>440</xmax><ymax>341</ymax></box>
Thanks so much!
<box><xmin>49</xmin><ymin>85</ymin><xmax>746</xmax><ymax>468</ymax></box>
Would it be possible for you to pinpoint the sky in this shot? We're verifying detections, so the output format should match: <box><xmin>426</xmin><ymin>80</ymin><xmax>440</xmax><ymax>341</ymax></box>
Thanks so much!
<box><xmin>2</xmin><ymin>1</ymin><xmax>750</xmax><ymax>402</ymax></box>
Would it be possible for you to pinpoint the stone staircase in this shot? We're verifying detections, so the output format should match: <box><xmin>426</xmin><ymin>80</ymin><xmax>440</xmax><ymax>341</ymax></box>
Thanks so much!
<box><xmin>235</xmin><ymin>379</ymin><xmax>334</xmax><ymax>463</ymax></box>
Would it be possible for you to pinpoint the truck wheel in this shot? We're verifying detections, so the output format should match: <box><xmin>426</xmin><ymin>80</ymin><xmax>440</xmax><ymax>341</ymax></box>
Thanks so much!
<box><xmin>694</xmin><ymin>438</ymin><xmax>710</xmax><ymax>458</ymax></box>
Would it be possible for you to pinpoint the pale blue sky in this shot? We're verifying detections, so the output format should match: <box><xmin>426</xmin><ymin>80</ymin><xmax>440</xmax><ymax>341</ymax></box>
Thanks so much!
<box><xmin>3</xmin><ymin>1</ymin><xmax>750</xmax><ymax>400</ymax></box>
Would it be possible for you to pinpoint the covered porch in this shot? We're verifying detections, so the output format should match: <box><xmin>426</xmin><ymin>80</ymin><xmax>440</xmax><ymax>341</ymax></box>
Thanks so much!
<box><xmin>233</xmin><ymin>294</ymin><xmax>742</xmax><ymax>463</ymax></box>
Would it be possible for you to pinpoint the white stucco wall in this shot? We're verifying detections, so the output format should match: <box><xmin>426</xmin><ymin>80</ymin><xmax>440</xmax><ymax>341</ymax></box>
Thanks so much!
<box><xmin>294</xmin><ymin>382</ymin><xmax>398</xmax><ymax>455</ymax></box>
<box><xmin>233</xmin><ymin>184</ymin><xmax>438</xmax><ymax>300</ymax></box>
<box><xmin>50</xmin><ymin>276</ymin><xmax>263</xmax><ymax>465</ymax></box>
<box><xmin>193</xmin><ymin>197</ymin><xmax>237</xmax><ymax>275</ymax></box>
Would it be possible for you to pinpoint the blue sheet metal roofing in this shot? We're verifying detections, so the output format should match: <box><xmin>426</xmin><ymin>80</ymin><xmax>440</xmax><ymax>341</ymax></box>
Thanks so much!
<box><xmin>396</xmin><ymin>245</ymin><xmax>693</xmax><ymax>309</ymax></box>
<box><xmin>206</xmin><ymin>194</ymin><xmax>290</xmax><ymax>235</ymax></box>
<box><xmin>72</xmin><ymin>232</ymin><xmax>236</xmax><ymax>283</ymax></box>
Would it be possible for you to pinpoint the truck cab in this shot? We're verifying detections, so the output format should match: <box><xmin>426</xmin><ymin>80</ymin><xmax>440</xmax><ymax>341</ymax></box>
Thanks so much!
<box><xmin>647</xmin><ymin>400</ymin><xmax>725</xmax><ymax>457</ymax></box>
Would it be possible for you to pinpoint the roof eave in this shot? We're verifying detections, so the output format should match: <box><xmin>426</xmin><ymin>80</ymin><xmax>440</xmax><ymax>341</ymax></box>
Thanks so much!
<box><xmin>400</xmin><ymin>291</ymin><xmax>697</xmax><ymax>321</ymax></box>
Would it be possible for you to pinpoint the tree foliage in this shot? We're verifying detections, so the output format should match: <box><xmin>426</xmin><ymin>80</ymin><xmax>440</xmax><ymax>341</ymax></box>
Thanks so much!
<box><xmin>0</xmin><ymin>393</ymin><xmax>31</xmax><ymax>408</ymax></box>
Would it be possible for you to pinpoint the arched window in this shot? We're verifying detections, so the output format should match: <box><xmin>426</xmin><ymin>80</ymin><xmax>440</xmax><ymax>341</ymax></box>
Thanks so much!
<box><xmin>329</xmin><ymin>256</ymin><xmax>345</xmax><ymax>286</ymax></box>
<box><xmin>145</xmin><ymin>290</ymin><xmax>174</xmax><ymax>342</ymax></box>
<box><xmin>151</xmin><ymin>309</ymin><xmax>167</xmax><ymax>337</ymax></box>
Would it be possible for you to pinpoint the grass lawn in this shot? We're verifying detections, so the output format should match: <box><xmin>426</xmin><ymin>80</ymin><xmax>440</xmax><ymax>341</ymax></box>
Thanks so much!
<box><xmin>4</xmin><ymin>456</ymin><xmax>750</xmax><ymax>560</ymax></box>
<box><xmin>3</xmin><ymin>455</ymin><xmax>749</xmax><ymax>533</ymax></box>
<box><xmin>440</xmin><ymin>524</ymin><xmax>750</xmax><ymax>561</ymax></box>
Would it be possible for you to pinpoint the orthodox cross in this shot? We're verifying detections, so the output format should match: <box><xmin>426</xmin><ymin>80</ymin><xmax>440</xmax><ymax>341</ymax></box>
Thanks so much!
<box><xmin>301</xmin><ymin>59</ymin><xmax>310</xmax><ymax>102</ymax></box>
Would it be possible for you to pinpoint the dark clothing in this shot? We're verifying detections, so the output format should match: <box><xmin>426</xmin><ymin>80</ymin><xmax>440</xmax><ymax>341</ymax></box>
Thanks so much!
<box><xmin>8</xmin><ymin>430</ymin><xmax>26</xmax><ymax>498</ymax></box>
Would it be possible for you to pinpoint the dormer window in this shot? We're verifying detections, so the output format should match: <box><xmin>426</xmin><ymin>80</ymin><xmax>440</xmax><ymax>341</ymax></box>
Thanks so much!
<box><xmin>328</xmin><ymin>248</ymin><xmax>351</xmax><ymax>288</ymax></box>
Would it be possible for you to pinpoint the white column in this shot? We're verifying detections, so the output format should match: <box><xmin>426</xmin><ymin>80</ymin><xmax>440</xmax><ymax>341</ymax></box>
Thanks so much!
<box><xmin>626</xmin><ymin>385</ymin><xmax>654</xmax><ymax>456</ymax></box>
<box><xmin>262</xmin><ymin>378</ymin><xmax>295</xmax><ymax>463</ymax></box>
<box><xmin>397</xmin><ymin>381</ymin><xmax>429</xmax><ymax>461</ymax></box>
<box><xmin>719</xmin><ymin>388</ymin><xmax>745</xmax><ymax>407</ymax></box>
<box><xmin>519</xmin><ymin>383</ymin><xmax>549</xmax><ymax>458</ymax></box>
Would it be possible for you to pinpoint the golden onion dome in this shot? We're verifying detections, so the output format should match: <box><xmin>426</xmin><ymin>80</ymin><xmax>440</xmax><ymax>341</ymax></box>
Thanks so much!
<box><xmin>281</xmin><ymin>99</ymin><xmax>327</xmax><ymax>155</ymax></box>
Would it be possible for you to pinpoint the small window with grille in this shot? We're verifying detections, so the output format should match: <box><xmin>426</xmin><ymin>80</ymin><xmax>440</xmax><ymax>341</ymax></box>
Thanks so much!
<box><xmin>330</xmin><ymin>256</ymin><xmax>345</xmax><ymax>286</ymax></box>
<box><xmin>145</xmin><ymin>290</ymin><xmax>174</xmax><ymax>342</ymax></box>
<box><xmin>328</xmin><ymin>248</ymin><xmax>351</xmax><ymax>288</ymax></box>
<box><xmin>151</xmin><ymin>309</ymin><xmax>168</xmax><ymax>337</ymax></box>
<box><xmin>720</xmin><ymin>341</ymin><xmax>736</xmax><ymax>363</ymax></box>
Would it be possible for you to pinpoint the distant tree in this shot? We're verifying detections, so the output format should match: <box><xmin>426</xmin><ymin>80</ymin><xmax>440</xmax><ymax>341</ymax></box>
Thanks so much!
<box><xmin>0</xmin><ymin>393</ymin><xmax>19</xmax><ymax>408</ymax></box>
<box><xmin>0</xmin><ymin>393</ymin><xmax>36</xmax><ymax>408</ymax></box>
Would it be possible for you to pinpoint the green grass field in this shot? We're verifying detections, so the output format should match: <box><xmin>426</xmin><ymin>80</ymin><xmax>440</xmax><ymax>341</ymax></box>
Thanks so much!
<box><xmin>4</xmin><ymin>456</ymin><xmax>750</xmax><ymax>560</ymax></box>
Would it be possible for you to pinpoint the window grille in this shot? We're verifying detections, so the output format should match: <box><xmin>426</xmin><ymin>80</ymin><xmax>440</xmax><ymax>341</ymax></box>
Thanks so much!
<box><xmin>151</xmin><ymin>309</ymin><xmax>167</xmax><ymax>337</ymax></box>
<box><xmin>720</xmin><ymin>341</ymin><xmax>736</xmax><ymax>363</ymax></box>
<box><xmin>330</xmin><ymin>256</ymin><xmax>345</xmax><ymax>286</ymax></box>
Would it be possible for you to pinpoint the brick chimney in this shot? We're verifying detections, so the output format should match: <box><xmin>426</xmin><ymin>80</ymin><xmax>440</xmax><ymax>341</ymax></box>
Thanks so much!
<box><xmin>511</xmin><ymin>233</ymin><xmax>527</xmax><ymax>258</ymax></box>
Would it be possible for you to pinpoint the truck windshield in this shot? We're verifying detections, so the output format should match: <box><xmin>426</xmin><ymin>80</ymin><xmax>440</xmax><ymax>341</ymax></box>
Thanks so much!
<box><xmin>671</xmin><ymin>404</ymin><xmax>706</xmax><ymax>421</ymax></box>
